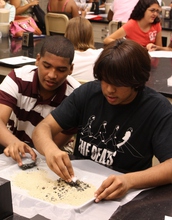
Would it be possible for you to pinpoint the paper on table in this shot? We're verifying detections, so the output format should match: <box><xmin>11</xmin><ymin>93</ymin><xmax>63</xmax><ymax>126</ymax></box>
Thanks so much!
<box><xmin>0</xmin><ymin>153</ymin><xmax>145</xmax><ymax>220</ymax></box>
<box><xmin>0</xmin><ymin>56</ymin><xmax>36</xmax><ymax>65</ymax></box>
<box><xmin>167</xmin><ymin>76</ymin><xmax>172</xmax><ymax>87</ymax></box>
<box><xmin>165</xmin><ymin>216</ymin><xmax>172</xmax><ymax>220</ymax></box>
<box><xmin>85</xmin><ymin>14</ymin><xmax>99</xmax><ymax>19</ymax></box>
<box><xmin>148</xmin><ymin>51</ymin><xmax>172</xmax><ymax>58</ymax></box>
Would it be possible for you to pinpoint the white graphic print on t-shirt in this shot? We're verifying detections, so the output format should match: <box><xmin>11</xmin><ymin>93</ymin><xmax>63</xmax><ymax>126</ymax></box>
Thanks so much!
<box><xmin>79</xmin><ymin>115</ymin><xmax>143</xmax><ymax>167</ymax></box>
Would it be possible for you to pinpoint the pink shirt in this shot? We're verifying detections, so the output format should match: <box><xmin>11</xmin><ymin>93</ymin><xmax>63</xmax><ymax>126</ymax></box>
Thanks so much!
<box><xmin>123</xmin><ymin>19</ymin><xmax>162</xmax><ymax>47</ymax></box>
<box><xmin>111</xmin><ymin>0</ymin><xmax>139</xmax><ymax>23</ymax></box>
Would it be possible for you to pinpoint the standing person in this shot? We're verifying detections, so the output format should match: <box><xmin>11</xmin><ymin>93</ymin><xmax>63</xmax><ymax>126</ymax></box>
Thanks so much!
<box><xmin>107</xmin><ymin>0</ymin><xmax>139</xmax><ymax>22</ymax></box>
<box><xmin>47</xmin><ymin>0</ymin><xmax>79</xmax><ymax>19</ymax></box>
<box><xmin>0</xmin><ymin>35</ymin><xmax>80</xmax><ymax>166</ymax></box>
<box><xmin>104</xmin><ymin>0</ymin><xmax>162</xmax><ymax>49</ymax></box>
<box><xmin>65</xmin><ymin>17</ymin><xmax>103</xmax><ymax>81</ymax></box>
<box><xmin>0</xmin><ymin>0</ymin><xmax>16</xmax><ymax>22</ymax></box>
<box><xmin>32</xmin><ymin>38</ymin><xmax>172</xmax><ymax>201</ymax></box>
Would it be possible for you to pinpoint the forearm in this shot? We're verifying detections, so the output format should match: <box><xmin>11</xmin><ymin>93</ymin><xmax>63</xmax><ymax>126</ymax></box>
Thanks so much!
<box><xmin>32</xmin><ymin>122</ymin><xmax>59</xmax><ymax>156</ymax></box>
<box><xmin>126</xmin><ymin>159</ymin><xmax>172</xmax><ymax>190</ymax></box>
<box><xmin>0</xmin><ymin>122</ymin><xmax>21</xmax><ymax>148</ymax></box>
<box><xmin>103</xmin><ymin>37</ymin><xmax>114</xmax><ymax>45</ymax></box>
<box><xmin>15</xmin><ymin>3</ymin><xmax>32</xmax><ymax>15</ymax></box>
<box><xmin>53</xmin><ymin>133</ymin><xmax>73</xmax><ymax>149</ymax></box>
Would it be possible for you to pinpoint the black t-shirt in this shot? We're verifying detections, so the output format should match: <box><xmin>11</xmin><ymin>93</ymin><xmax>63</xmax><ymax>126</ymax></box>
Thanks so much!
<box><xmin>51</xmin><ymin>81</ymin><xmax>172</xmax><ymax>173</ymax></box>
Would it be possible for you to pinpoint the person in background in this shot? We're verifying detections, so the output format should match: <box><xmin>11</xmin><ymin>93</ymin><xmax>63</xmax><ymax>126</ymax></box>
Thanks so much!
<box><xmin>65</xmin><ymin>17</ymin><xmax>103</xmax><ymax>82</ymax></box>
<box><xmin>107</xmin><ymin>0</ymin><xmax>139</xmax><ymax>22</ymax></box>
<box><xmin>10</xmin><ymin>0</ymin><xmax>39</xmax><ymax>17</ymax></box>
<box><xmin>47</xmin><ymin>0</ymin><xmax>80</xmax><ymax>19</ymax></box>
<box><xmin>32</xmin><ymin>38</ymin><xmax>172</xmax><ymax>201</ymax></box>
<box><xmin>0</xmin><ymin>0</ymin><xmax>16</xmax><ymax>22</ymax></box>
<box><xmin>0</xmin><ymin>35</ymin><xmax>80</xmax><ymax>166</ymax></box>
<box><xmin>104</xmin><ymin>0</ymin><xmax>162</xmax><ymax>49</ymax></box>
<box><xmin>74</xmin><ymin>0</ymin><xmax>88</xmax><ymax>15</ymax></box>
<box><xmin>147</xmin><ymin>38</ymin><xmax>172</xmax><ymax>51</ymax></box>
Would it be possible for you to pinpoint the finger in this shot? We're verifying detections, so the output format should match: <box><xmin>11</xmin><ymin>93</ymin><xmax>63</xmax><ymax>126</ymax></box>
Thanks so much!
<box><xmin>14</xmin><ymin>149</ymin><xmax>23</xmax><ymax>166</ymax></box>
<box><xmin>50</xmin><ymin>160</ymin><xmax>70</xmax><ymax>180</ymax></box>
<box><xmin>63</xmin><ymin>155</ymin><xmax>74</xmax><ymax>180</ymax></box>
<box><xmin>5</xmin><ymin>146</ymin><xmax>23</xmax><ymax>166</ymax></box>
<box><xmin>53</xmin><ymin>154</ymin><xmax>73</xmax><ymax>181</ymax></box>
<box><xmin>4</xmin><ymin>147</ymin><xmax>10</xmax><ymax>157</ymax></box>
<box><xmin>24</xmin><ymin>145</ymin><xmax>37</xmax><ymax>161</ymax></box>
<box><xmin>94</xmin><ymin>178</ymin><xmax>115</xmax><ymax>202</ymax></box>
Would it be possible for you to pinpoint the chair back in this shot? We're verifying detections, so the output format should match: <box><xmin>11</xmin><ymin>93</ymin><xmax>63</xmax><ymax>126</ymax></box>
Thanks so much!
<box><xmin>108</xmin><ymin>21</ymin><xmax>125</xmax><ymax>35</ymax></box>
<box><xmin>45</xmin><ymin>13</ymin><xmax>69</xmax><ymax>35</ymax></box>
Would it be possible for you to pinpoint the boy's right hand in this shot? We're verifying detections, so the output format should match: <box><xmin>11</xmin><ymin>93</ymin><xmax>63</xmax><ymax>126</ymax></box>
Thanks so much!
<box><xmin>3</xmin><ymin>141</ymin><xmax>37</xmax><ymax>166</ymax></box>
<box><xmin>44</xmin><ymin>147</ymin><xmax>74</xmax><ymax>182</ymax></box>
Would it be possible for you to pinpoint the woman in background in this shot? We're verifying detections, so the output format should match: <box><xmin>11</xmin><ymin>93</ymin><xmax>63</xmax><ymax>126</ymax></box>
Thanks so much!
<box><xmin>104</xmin><ymin>0</ymin><xmax>162</xmax><ymax>49</ymax></box>
<box><xmin>65</xmin><ymin>17</ymin><xmax>103</xmax><ymax>82</ymax></box>
<box><xmin>10</xmin><ymin>0</ymin><xmax>39</xmax><ymax>17</ymax></box>
<box><xmin>0</xmin><ymin>0</ymin><xmax>15</xmax><ymax>22</ymax></box>
<box><xmin>47</xmin><ymin>0</ymin><xmax>79</xmax><ymax>19</ymax></box>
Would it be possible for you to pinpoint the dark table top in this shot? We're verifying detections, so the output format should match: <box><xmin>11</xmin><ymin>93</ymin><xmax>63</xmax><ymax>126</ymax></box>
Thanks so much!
<box><xmin>0</xmin><ymin>36</ymin><xmax>44</xmax><ymax>63</ymax></box>
<box><xmin>147</xmin><ymin>57</ymin><xmax>172</xmax><ymax>98</ymax></box>
<box><xmin>109</xmin><ymin>184</ymin><xmax>172</xmax><ymax>220</ymax></box>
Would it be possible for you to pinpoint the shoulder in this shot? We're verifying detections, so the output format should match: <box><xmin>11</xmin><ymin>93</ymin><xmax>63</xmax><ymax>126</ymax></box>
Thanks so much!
<box><xmin>143</xmin><ymin>87</ymin><xmax>172</xmax><ymax>110</ymax></box>
<box><xmin>74</xmin><ymin>80</ymin><xmax>101</xmax><ymax>95</ymax></box>
<box><xmin>13</xmin><ymin>65</ymin><xmax>37</xmax><ymax>81</ymax></box>
<box><xmin>68</xmin><ymin>0</ymin><xmax>77</xmax><ymax>6</ymax></box>
<box><xmin>65</xmin><ymin>75</ymin><xmax>81</xmax><ymax>96</ymax></box>
<box><xmin>81</xmin><ymin>48</ymin><xmax>103</xmax><ymax>55</ymax></box>
<box><xmin>123</xmin><ymin>19</ymin><xmax>137</xmax><ymax>30</ymax></box>
<box><xmin>152</xmin><ymin>22</ymin><xmax>161</xmax><ymax>31</ymax></box>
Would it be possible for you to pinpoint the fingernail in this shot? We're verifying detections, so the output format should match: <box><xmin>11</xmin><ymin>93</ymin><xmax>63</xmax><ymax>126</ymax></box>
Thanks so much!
<box><xmin>95</xmin><ymin>198</ymin><xmax>99</xmax><ymax>203</ymax></box>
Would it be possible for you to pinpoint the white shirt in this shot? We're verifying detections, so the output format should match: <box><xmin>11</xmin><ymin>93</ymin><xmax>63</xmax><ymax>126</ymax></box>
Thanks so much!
<box><xmin>110</xmin><ymin>0</ymin><xmax>139</xmax><ymax>23</ymax></box>
<box><xmin>5</xmin><ymin>3</ymin><xmax>16</xmax><ymax>22</ymax></box>
<box><xmin>72</xmin><ymin>48</ymin><xmax>103</xmax><ymax>82</ymax></box>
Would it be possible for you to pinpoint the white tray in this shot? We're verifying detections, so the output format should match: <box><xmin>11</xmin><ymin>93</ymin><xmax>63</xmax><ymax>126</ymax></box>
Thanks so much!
<box><xmin>0</xmin><ymin>157</ymin><xmax>106</xmax><ymax>210</ymax></box>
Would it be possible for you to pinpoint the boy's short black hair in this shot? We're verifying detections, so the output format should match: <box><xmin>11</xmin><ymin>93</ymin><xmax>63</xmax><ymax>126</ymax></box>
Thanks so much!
<box><xmin>40</xmin><ymin>35</ymin><xmax>74</xmax><ymax>64</ymax></box>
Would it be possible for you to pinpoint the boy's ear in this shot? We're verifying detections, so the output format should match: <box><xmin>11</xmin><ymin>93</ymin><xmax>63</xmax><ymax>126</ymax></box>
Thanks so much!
<box><xmin>35</xmin><ymin>53</ymin><xmax>41</xmax><ymax>66</ymax></box>
<box><xmin>69</xmin><ymin>63</ymin><xmax>74</xmax><ymax>75</ymax></box>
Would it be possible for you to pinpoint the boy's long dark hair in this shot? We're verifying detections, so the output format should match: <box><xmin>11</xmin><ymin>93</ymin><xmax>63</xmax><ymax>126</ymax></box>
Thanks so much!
<box><xmin>94</xmin><ymin>39</ymin><xmax>150</xmax><ymax>91</ymax></box>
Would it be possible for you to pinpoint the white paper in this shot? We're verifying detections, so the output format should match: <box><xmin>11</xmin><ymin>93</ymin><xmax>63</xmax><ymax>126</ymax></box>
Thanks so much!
<box><xmin>85</xmin><ymin>14</ymin><xmax>99</xmax><ymax>19</ymax></box>
<box><xmin>165</xmin><ymin>216</ymin><xmax>172</xmax><ymax>220</ymax></box>
<box><xmin>148</xmin><ymin>51</ymin><xmax>172</xmax><ymax>58</ymax></box>
<box><xmin>0</xmin><ymin>153</ymin><xmax>144</xmax><ymax>220</ymax></box>
<box><xmin>167</xmin><ymin>76</ymin><xmax>172</xmax><ymax>87</ymax></box>
<box><xmin>0</xmin><ymin>56</ymin><xmax>36</xmax><ymax>65</ymax></box>
<box><xmin>0</xmin><ymin>159</ymin><xmax>107</xmax><ymax>210</ymax></box>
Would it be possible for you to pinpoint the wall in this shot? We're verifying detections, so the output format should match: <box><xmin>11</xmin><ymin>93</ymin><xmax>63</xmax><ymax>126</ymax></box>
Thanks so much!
<box><xmin>164</xmin><ymin>0</ymin><xmax>171</xmax><ymax>6</ymax></box>
<box><xmin>39</xmin><ymin>0</ymin><xmax>48</xmax><ymax>13</ymax></box>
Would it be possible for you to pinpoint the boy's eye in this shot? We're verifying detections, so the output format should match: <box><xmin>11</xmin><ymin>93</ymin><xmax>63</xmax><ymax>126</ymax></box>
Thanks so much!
<box><xmin>58</xmin><ymin>68</ymin><xmax>67</xmax><ymax>72</ymax></box>
<box><xmin>43</xmin><ymin>64</ymin><xmax>50</xmax><ymax>68</ymax></box>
